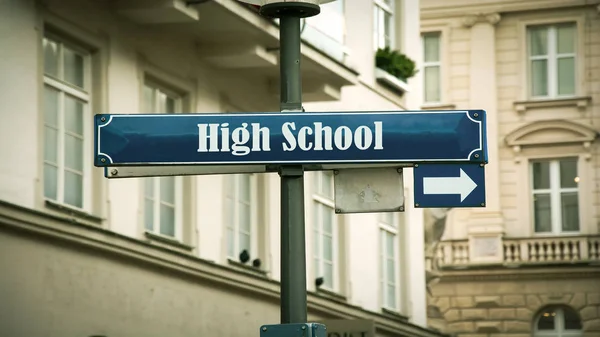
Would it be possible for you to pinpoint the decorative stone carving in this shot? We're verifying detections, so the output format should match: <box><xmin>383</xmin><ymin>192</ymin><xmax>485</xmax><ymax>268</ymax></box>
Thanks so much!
<box><xmin>504</xmin><ymin>119</ymin><xmax>598</xmax><ymax>149</ymax></box>
<box><xmin>424</xmin><ymin>207</ymin><xmax>451</xmax><ymax>295</ymax></box>
<box><xmin>462</xmin><ymin>13</ymin><xmax>501</xmax><ymax>28</ymax></box>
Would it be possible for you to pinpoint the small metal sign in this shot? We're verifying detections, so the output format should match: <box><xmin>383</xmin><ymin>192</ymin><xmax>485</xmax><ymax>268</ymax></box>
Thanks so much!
<box><xmin>333</xmin><ymin>167</ymin><xmax>404</xmax><ymax>214</ymax></box>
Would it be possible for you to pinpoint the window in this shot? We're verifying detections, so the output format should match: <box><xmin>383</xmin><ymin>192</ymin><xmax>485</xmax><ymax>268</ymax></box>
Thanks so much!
<box><xmin>225</xmin><ymin>174</ymin><xmax>258</xmax><ymax>261</ymax></box>
<box><xmin>313</xmin><ymin>171</ymin><xmax>337</xmax><ymax>291</ymax></box>
<box><xmin>534</xmin><ymin>306</ymin><xmax>582</xmax><ymax>337</ymax></box>
<box><xmin>531</xmin><ymin>158</ymin><xmax>579</xmax><ymax>234</ymax></box>
<box><xmin>527</xmin><ymin>23</ymin><xmax>576</xmax><ymax>98</ymax></box>
<box><xmin>373</xmin><ymin>0</ymin><xmax>394</xmax><ymax>50</ymax></box>
<box><xmin>422</xmin><ymin>32</ymin><xmax>442</xmax><ymax>104</ymax></box>
<box><xmin>142</xmin><ymin>82</ymin><xmax>184</xmax><ymax>239</ymax></box>
<box><xmin>43</xmin><ymin>34</ymin><xmax>92</xmax><ymax>211</ymax></box>
<box><xmin>379</xmin><ymin>212</ymin><xmax>400</xmax><ymax>310</ymax></box>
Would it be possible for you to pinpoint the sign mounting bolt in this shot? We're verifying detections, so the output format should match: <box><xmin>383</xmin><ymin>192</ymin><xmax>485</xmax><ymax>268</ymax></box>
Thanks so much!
<box><xmin>480</xmin><ymin>203</ymin><xmax>485</xmax><ymax>207</ymax></box>
<box><xmin>474</xmin><ymin>154</ymin><xmax>480</xmax><ymax>158</ymax></box>
<box><xmin>415</xmin><ymin>203</ymin><xmax>420</xmax><ymax>207</ymax></box>
<box><xmin>335</xmin><ymin>209</ymin><xmax>341</xmax><ymax>213</ymax></box>
<box><xmin>110</xmin><ymin>169</ymin><xmax>118</xmax><ymax>176</ymax></box>
<box><xmin>100</xmin><ymin>117</ymin><xmax>106</xmax><ymax>122</ymax></box>
<box><xmin>333</xmin><ymin>170</ymin><xmax>339</xmax><ymax>175</ymax></box>
<box><xmin>414</xmin><ymin>164</ymin><xmax>419</xmax><ymax>168</ymax></box>
<box><xmin>473</xmin><ymin>113</ymin><xmax>479</xmax><ymax>118</ymax></box>
<box><xmin>262</xmin><ymin>327</ymin><xmax>267</xmax><ymax>332</ymax></box>
<box><xmin>100</xmin><ymin>158</ymin><xmax>106</xmax><ymax>163</ymax></box>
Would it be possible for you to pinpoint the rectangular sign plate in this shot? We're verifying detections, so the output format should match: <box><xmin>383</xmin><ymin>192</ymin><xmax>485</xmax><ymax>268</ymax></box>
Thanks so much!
<box><xmin>334</xmin><ymin>167</ymin><xmax>404</xmax><ymax>214</ymax></box>
<box><xmin>94</xmin><ymin>110</ymin><xmax>486</xmax><ymax>167</ymax></box>
<box><xmin>413</xmin><ymin>163</ymin><xmax>486</xmax><ymax>208</ymax></box>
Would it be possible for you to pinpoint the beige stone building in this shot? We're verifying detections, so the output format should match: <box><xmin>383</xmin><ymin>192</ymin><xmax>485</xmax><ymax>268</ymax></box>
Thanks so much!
<box><xmin>420</xmin><ymin>0</ymin><xmax>600</xmax><ymax>336</ymax></box>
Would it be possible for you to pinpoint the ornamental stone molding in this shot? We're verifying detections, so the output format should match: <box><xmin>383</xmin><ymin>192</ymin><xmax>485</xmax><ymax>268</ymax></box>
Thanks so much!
<box><xmin>504</xmin><ymin>119</ymin><xmax>599</xmax><ymax>150</ymax></box>
<box><xmin>462</xmin><ymin>12</ymin><xmax>501</xmax><ymax>28</ymax></box>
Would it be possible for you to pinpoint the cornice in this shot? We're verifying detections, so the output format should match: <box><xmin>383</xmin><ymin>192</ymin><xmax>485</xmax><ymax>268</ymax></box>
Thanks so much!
<box><xmin>0</xmin><ymin>200</ymin><xmax>447</xmax><ymax>337</ymax></box>
<box><xmin>421</xmin><ymin>0</ymin><xmax>598</xmax><ymax>20</ymax></box>
<box><xmin>437</xmin><ymin>265</ymin><xmax>600</xmax><ymax>283</ymax></box>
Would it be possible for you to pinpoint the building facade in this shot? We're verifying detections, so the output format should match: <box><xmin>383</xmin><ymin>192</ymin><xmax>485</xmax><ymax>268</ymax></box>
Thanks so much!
<box><xmin>0</xmin><ymin>0</ymin><xmax>440</xmax><ymax>336</ymax></box>
<box><xmin>420</xmin><ymin>0</ymin><xmax>600</xmax><ymax>336</ymax></box>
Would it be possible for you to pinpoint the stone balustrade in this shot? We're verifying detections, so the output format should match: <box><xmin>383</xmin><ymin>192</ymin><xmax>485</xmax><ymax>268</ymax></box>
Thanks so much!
<box><xmin>433</xmin><ymin>235</ymin><xmax>600</xmax><ymax>268</ymax></box>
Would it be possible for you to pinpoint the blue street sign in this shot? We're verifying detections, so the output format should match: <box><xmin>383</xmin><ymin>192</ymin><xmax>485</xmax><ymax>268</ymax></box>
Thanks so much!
<box><xmin>413</xmin><ymin>163</ymin><xmax>486</xmax><ymax>208</ymax></box>
<box><xmin>94</xmin><ymin>110</ymin><xmax>487</xmax><ymax>167</ymax></box>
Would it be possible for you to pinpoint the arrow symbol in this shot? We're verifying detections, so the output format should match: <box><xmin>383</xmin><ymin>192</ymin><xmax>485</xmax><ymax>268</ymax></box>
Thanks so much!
<box><xmin>423</xmin><ymin>168</ymin><xmax>477</xmax><ymax>202</ymax></box>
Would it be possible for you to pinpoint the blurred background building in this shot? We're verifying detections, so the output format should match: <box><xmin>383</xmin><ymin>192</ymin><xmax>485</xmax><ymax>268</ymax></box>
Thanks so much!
<box><xmin>0</xmin><ymin>0</ymin><xmax>439</xmax><ymax>336</ymax></box>
<box><xmin>420</xmin><ymin>0</ymin><xmax>600</xmax><ymax>336</ymax></box>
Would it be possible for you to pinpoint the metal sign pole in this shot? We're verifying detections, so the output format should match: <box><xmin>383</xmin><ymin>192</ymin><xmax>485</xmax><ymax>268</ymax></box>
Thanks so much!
<box><xmin>278</xmin><ymin>13</ymin><xmax>307</xmax><ymax>324</ymax></box>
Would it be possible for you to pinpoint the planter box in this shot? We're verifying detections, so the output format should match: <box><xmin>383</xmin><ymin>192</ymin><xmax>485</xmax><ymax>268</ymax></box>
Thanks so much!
<box><xmin>374</xmin><ymin>67</ymin><xmax>410</xmax><ymax>95</ymax></box>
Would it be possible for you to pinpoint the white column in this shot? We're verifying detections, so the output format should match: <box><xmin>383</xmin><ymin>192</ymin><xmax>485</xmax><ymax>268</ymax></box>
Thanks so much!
<box><xmin>463</xmin><ymin>13</ymin><xmax>505</xmax><ymax>263</ymax></box>
<box><xmin>465</xmin><ymin>13</ymin><xmax>502</xmax><ymax>212</ymax></box>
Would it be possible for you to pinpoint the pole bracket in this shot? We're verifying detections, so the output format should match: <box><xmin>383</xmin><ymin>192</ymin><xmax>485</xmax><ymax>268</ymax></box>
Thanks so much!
<box><xmin>278</xmin><ymin>165</ymin><xmax>304</xmax><ymax>177</ymax></box>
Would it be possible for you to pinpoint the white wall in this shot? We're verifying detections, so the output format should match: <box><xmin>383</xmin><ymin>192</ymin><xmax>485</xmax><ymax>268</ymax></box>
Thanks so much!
<box><xmin>0</xmin><ymin>0</ymin><xmax>427</xmax><ymax>328</ymax></box>
<box><xmin>0</xmin><ymin>0</ymin><xmax>39</xmax><ymax>208</ymax></box>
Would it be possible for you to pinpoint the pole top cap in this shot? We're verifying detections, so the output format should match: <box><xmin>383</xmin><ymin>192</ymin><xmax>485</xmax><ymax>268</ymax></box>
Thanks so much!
<box><xmin>237</xmin><ymin>0</ymin><xmax>337</xmax><ymax>18</ymax></box>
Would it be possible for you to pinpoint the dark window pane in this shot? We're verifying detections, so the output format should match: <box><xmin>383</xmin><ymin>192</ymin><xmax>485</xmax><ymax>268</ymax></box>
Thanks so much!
<box><xmin>531</xmin><ymin>59</ymin><xmax>548</xmax><ymax>96</ymax></box>
<box><xmin>560</xmin><ymin>159</ymin><xmax>578</xmax><ymax>188</ymax></box>
<box><xmin>563</xmin><ymin>308</ymin><xmax>582</xmax><ymax>330</ymax></box>
<box><xmin>533</xmin><ymin>194</ymin><xmax>552</xmax><ymax>233</ymax></box>
<box><xmin>532</xmin><ymin>161</ymin><xmax>550</xmax><ymax>189</ymax></box>
<box><xmin>561</xmin><ymin>192</ymin><xmax>579</xmax><ymax>231</ymax></box>
<box><xmin>537</xmin><ymin>310</ymin><xmax>555</xmax><ymax>330</ymax></box>
<box><xmin>529</xmin><ymin>26</ymin><xmax>548</xmax><ymax>56</ymax></box>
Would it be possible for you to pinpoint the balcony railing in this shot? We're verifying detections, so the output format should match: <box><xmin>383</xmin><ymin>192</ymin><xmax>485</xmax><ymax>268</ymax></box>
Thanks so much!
<box><xmin>434</xmin><ymin>235</ymin><xmax>600</xmax><ymax>268</ymax></box>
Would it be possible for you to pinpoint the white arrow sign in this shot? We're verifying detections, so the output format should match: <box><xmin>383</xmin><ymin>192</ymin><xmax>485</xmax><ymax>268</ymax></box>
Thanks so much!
<box><xmin>423</xmin><ymin>168</ymin><xmax>477</xmax><ymax>202</ymax></box>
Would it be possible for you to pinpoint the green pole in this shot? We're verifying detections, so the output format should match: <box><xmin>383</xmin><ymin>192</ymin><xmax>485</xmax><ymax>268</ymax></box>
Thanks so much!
<box><xmin>278</xmin><ymin>15</ymin><xmax>307</xmax><ymax>324</ymax></box>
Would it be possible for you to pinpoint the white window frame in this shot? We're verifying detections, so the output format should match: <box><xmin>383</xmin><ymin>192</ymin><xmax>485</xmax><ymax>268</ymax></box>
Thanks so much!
<box><xmin>527</xmin><ymin>22</ymin><xmax>577</xmax><ymax>99</ymax></box>
<box><xmin>225</xmin><ymin>173</ymin><xmax>259</xmax><ymax>261</ymax></box>
<box><xmin>379</xmin><ymin>212</ymin><xmax>401</xmax><ymax>311</ymax></box>
<box><xmin>534</xmin><ymin>307</ymin><xmax>582</xmax><ymax>337</ymax></box>
<box><xmin>144</xmin><ymin>176</ymin><xmax>184</xmax><ymax>240</ymax></box>
<box><xmin>312</xmin><ymin>171</ymin><xmax>339</xmax><ymax>292</ymax></box>
<box><xmin>530</xmin><ymin>158</ymin><xmax>580</xmax><ymax>235</ymax></box>
<box><xmin>422</xmin><ymin>31</ymin><xmax>442</xmax><ymax>104</ymax></box>
<box><xmin>42</xmin><ymin>32</ymin><xmax>93</xmax><ymax>213</ymax></box>
<box><xmin>373</xmin><ymin>0</ymin><xmax>395</xmax><ymax>50</ymax></box>
<box><xmin>142</xmin><ymin>80</ymin><xmax>185</xmax><ymax>241</ymax></box>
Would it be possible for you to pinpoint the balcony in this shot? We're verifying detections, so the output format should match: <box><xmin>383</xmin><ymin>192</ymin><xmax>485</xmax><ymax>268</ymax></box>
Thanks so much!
<box><xmin>113</xmin><ymin>0</ymin><xmax>359</xmax><ymax>103</ymax></box>
<box><xmin>433</xmin><ymin>235</ymin><xmax>600</xmax><ymax>268</ymax></box>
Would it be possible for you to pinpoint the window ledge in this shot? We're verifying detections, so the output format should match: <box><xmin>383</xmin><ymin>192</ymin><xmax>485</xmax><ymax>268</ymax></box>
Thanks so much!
<box><xmin>513</xmin><ymin>96</ymin><xmax>592</xmax><ymax>113</ymax></box>
<box><xmin>314</xmin><ymin>287</ymin><xmax>347</xmax><ymax>302</ymax></box>
<box><xmin>374</xmin><ymin>67</ymin><xmax>410</xmax><ymax>96</ymax></box>
<box><xmin>381</xmin><ymin>308</ymin><xmax>409</xmax><ymax>322</ymax></box>
<box><xmin>421</xmin><ymin>103</ymin><xmax>456</xmax><ymax>110</ymax></box>
<box><xmin>144</xmin><ymin>231</ymin><xmax>194</xmax><ymax>252</ymax></box>
<box><xmin>227</xmin><ymin>258</ymin><xmax>268</xmax><ymax>277</ymax></box>
<box><xmin>44</xmin><ymin>199</ymin><xmax>103</xmax><ymax>225</ymax></box>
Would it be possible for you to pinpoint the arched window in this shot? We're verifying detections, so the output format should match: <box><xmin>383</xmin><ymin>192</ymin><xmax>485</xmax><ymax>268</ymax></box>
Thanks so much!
<box><xmin>534</xmin><ymin>306</ymin><xmax>582</xmax><ymax>337</ymax></box>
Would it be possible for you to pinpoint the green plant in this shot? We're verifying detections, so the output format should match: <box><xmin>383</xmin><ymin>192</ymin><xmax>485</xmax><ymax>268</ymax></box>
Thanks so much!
<box><xmin>375</xmin><ymin>47</ymin><xmax>418</xmax><ymax>81</ymax></box>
